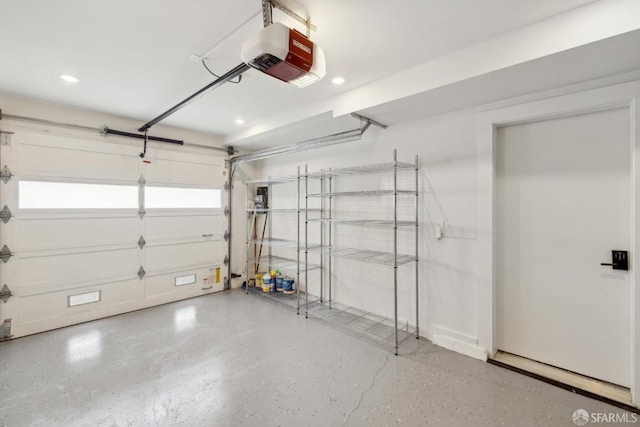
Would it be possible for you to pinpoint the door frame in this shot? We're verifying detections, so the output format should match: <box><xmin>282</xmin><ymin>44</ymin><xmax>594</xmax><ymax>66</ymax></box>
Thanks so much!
<box><xmin>477</xmin><ymin>80</ymin><xmax>640</xmax><ymax>405</ymax></box>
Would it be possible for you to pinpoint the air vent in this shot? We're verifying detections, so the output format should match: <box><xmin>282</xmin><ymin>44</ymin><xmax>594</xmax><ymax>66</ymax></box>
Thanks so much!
<box><xmin>68</xmin><ymin>291</ymin><xmax>101</xmax><ymax>307</ymax></box>
<box><xmin>175</xmin><ymin>274</ymin><xmax>196</xmax><ymax>287</ymax></box>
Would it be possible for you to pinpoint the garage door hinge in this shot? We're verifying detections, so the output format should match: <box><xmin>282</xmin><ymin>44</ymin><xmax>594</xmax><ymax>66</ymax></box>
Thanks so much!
<box><xmin>138</xmin><ymin>175</ymin><xmax>146</xmax><ymax>185</ymax></box>
<box><xmin>0</xmin><ymin>245</ymin><xmax>13</xmax><ymax>263</ymax></box>
<box><xmin>0</xmin><ymin>166</ymin><xmax>13</xmax><ymax>184</ymax></box>
<box><xmin>224</xmin><ymin>206</ymin><xmax>230</xmax><ymax>217</ymax></box>
<box><xmin>138</xmin><ymin>266</ymin><xmax>146</xmax><ymax>280</ymax></box>
<box><xmin>0</xmin><ymin>205</ymin><xmax>12</xmax><ymax>223</ymax></box>
<box><xmin>138</xmin><ymin>236</ymin><xmax>146</xmax><ymax>249</ymax></box>
<box><xmin>0</xmin><ymin>131</ymin><xmax>13</xmax><ymax>146</ymax></box>
<box><xmin>224</xmin><ymin>255</ymin><xmax>229</xmax><ymax>266</ymax></box>
<box><xmin>138</xmin><ymin>208</ymin><xmax>145</xmax><ymax>219</ymax></box>
<box><xmin>224</xmin><ymin>181</ymin><xmax>233</xmax><ymax>191</ymax></box>
<box><xmin>0</xmin><ymin>319</ymin><xmax>12</xmax><ymax>341</ymax></box>
<box><xmin>0</xmin><ymin>284</ymin><xmax>12</xmax><ymax>303</ymax></box>
<box><xmin>224</xmin><ymin>230</ymin><xmax>230</xmax><ymax>241</ymax></box>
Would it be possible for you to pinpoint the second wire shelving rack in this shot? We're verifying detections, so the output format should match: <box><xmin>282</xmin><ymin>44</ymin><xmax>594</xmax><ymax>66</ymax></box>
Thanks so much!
<box><xmin>243</xmin><ymin>171</ymin><xmax>322</xmax><ymax>315</ymax></box>
<box><xmin>305</xmin><ymin>149</ymin><xmax>419</xmax><ymax>355</ymax></box>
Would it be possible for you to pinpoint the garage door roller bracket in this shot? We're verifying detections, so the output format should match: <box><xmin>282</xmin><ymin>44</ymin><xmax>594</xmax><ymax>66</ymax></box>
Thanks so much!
<box><xmin>0</xmin><ymin>245</ymin><xmax>12</xmax><ymax>263</ymax></box>
<box><xmin>0</xmin><ymin>165</ymin><xmax>13</xmax><ymax>184</ymax></box>
<box><xmin>0</xmin><ymin>285</ymin><xmax>12</xmax><ymax>303</ymax></box>
<box><xmin>0</xmin><ymin>205</ymin><xmax>12</xmax><ymax>223</ymax></box>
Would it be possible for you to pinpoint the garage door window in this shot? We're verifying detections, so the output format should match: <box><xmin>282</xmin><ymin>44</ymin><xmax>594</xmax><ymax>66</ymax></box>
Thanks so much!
<box><xmin>145</xmin><ymin>186</ymin><xmax>221</xmax><ymax>209</ymax></box>
<box><xmin>19</xmin><ymin>181</ymin><xmax>138</xmax><ymax>209</ymax></box>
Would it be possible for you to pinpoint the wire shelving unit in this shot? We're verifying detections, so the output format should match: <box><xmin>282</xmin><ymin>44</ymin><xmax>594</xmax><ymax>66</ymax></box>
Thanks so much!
<box><xmin>304</xmin><ymin>149</ymin><xmax>420</xmax><ymax>355</ymax></box>
<box><xmin>243</xmin><ymin>150</ymin><xmax>419</xmax><ymax>355</ymax></box>
<box><xmin>243</xmin><ymin>169</ymin><xmax>323</xmax><ymax>315</ymax></box>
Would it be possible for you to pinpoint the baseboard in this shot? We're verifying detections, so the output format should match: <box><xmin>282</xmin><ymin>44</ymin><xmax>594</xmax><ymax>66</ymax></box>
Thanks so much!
<box><xmin>431</xmin><ymin>325</ymin><xmax>488</xmax><ymax>361</ymax></box>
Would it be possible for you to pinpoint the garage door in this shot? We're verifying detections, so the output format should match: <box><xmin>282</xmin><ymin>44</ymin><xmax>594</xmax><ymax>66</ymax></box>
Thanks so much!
<box><xmin>0</xmin><ymin>128</ymin><xmax>226</xmax><ymax>339</ymax></box>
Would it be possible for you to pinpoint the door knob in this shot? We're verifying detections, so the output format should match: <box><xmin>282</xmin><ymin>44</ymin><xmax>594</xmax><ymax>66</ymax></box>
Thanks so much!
<box><xmin>600</xmin><ymin>250</ymin><xmax>629</xmax><ymax>271</ymax></box>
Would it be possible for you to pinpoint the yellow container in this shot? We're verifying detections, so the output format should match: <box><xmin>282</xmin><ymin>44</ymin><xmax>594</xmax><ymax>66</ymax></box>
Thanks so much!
<box><xmin>255</xmin><ymin>273</ymin><xmax>263</xmax><ymax>288</ymax></box>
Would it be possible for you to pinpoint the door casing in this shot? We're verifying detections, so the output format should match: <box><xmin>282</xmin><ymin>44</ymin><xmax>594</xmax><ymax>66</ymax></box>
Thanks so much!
<box><xmin>477</xmin><ymin>80</ymin><xmax>640</xmax><ymax>405</ymax></box>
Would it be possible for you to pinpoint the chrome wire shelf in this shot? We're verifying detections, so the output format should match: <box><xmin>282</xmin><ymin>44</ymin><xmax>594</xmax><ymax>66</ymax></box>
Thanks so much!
<box><xmin>307</xmin><ymin>189</ymin><xmax>416</xmax><ymax>197</ymax></box>
<box><xmin>247</xmin><ymin>255</ymin><xmax>321</xmax><ymax>272</ymax></box>
<box><xmin>307</xmin><ymin>303</ymin><xmax>416</xmax><ymax>348</ymax></box>
<box><xmin>245</xmin><ymin>208</ymin><xmax>322</xmax><ymax>213</ymax></box>
<box><xmin>246</xmin><ymin>286</ymin><xmax>416</xmax><ymax>349</ymax></box>
<box><xmin>246</xmin><ymin>177</ymin><xmax>296</xmax><ymax>185</ymax></box>
<box><xmin>330</xmin><ymin>247</ymin><xmax>416</xmax><ymax>266</ymax></box>
<box><xmin>306</xmin><ymin>162</ymin><xmax>415</xmax><ymax>178</ymax></box>
<box><xmin>246</xmin><ymin>208</ymin><xmax>297</xmax><ymax>213</ymax></box>
<box><xmin>246</xmin><ymin>285</ymin><xmax>317</xmax><ymax>309</ymax></box>
<box><xmin>248</xmin><ymin>238</ymin><xmax>326</xmax><ymax>252</ymax></box>
<box><xmin>307</xmin><ymin>218</ymin><xmax>417</xmax><ymax>227</ymax></box>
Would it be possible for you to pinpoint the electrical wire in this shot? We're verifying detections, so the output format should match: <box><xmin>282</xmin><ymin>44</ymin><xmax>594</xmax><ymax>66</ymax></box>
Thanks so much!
<box><xmin>202</xmin><ymin>59</ymin><xmax>242</xmax><ymax>84</ymax></box>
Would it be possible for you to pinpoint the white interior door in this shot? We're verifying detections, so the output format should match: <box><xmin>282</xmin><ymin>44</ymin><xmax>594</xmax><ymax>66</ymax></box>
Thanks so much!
<box><xmin>496</xmin><ymin>107</ymin><xmax>631</xmax><ymax>387</ymax></box>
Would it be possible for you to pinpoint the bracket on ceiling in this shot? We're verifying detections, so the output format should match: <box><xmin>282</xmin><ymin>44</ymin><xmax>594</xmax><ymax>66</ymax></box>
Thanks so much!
<box><xmin>351</xmin><ymin>113</ymin><xmax>388</xmax><ymax>131</ymax></box>
<box><xmin>263</xmin><ymin>0</ymin><xmax>316</xmax><ymax>37</ymax></box>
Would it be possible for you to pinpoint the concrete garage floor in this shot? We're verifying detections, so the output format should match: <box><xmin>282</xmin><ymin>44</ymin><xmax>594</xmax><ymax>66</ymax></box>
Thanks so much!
<box><xmin>0</xmin><ymin>290</ymin><xmax>634</xmax><ymax>426</ymax></box>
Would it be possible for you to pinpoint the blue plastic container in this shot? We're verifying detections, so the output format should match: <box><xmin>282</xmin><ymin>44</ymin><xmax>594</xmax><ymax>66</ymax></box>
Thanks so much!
<box><xmin>282</xmin><ymin>277</ymin><xmax>295</xmax><ymax>294</ymax></box>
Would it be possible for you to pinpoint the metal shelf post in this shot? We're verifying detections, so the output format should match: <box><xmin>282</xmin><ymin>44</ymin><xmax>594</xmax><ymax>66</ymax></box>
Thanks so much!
<box><xmin>320</xmin><ymin>176</ymin><xmax>324</xmax><ymax>303</ymax></box>
<box><xmin>415</xmin><ymin>154</ymin><xmax>420</xmax><ymax>339</ymax></box>
<box><xmin>305</xmin><ymin>165</ymin><xmax>309</xmax><ymax>318</ymax></box>
<box><xmin>268</xmin><ymin>182</ymin><xmax>272</xmax><ymax>273</ymax></box>
<box><xmin>328</xmin><ymin>169</ymin><xmax>333</xmax><ymax>309</ymax></box>
<box><xmin>244</xmin><ymin>175</ymin><xmax>252</xmax><ymax>295</ymax></box>
<box><xmin>297</xmin><ymin>166</ymin><xmax>301</xmax><ymax>315</ymax></box>
<box><xmin>393</xmin><ymin>149</ymin><xmax>399</xmax><ymax>355</ymax></box>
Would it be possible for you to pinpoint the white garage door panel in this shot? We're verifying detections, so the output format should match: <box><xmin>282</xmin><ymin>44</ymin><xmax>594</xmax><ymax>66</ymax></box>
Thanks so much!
<box><xmin>143</xmin><ymin>160</ymin><xmax>223</xmax><ymax>186</ymax></box>
<box><xmin>17</xmin><ymin>216</ymin><xmax>139</xmax><ymax>252</ymax></box>
<box><xmin>145</xmin><ymin>214</ymin><xmax>223</xmax><ymax>242</ymax></box>
<box><xmin>18</xmin><ymin>248</ymin><xmax>139</xmax><ymax>292</ymax></box>
<box><xmin>17</xmin><ymin>279</ymin><xmax>138</xmax><ymax>325</ymax></box>
<box><xmin>0</xmin><ymin>129</ymin><xmax>228</xmax><ymax>339</ymax></box>
<box><xmin>145</xmin><ymin>241</ymin><xmax>222</xmax><ymax>272</ymax></box>
<box><xmin>15</xmin><ymin>131</ymin><xmax>140</xmax><ymax>156</ymax></box>
<box><xmin>17</xmin><ymin>142</ymin><xmax>139</xmax><ymax>182</ymax></box>
<box><xmin>144</xmin><ymin>267</ymin><xmax>223</xmax><ymax>299</ymax></box>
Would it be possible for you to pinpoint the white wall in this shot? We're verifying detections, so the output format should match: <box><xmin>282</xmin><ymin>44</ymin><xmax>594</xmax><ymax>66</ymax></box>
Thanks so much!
<box><xmin>253</xmin><ymin>110</ymin><xmax>483</xmax><ymax>356</ymax></box>
<box><xmin>253</xmin><ymin>78</ymin><xmax>640</xmax><ymax>392</ymax></box>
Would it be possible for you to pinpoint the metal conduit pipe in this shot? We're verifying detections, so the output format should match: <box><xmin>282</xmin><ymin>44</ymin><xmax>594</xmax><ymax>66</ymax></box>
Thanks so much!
<box><xmin>225</xmin><ymin>114</ymin><xmax>386</xmax><ymax>291</ymax></box>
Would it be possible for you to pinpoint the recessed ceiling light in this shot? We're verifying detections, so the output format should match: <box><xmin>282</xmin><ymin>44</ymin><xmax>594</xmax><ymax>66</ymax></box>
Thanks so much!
<box><xmin>332</xmin><ymin>76</ymin><xmax>345</xmax><ymax>85</ymax></box>
<box><xmin>235</xmin><ymin>118</ymin><xmax>245</xmax><ymax>125</ymax></box>
<box><xmin>60</xmin><ymin>74</ymin><xmax>79</xmax><ymax>83</ymax></box>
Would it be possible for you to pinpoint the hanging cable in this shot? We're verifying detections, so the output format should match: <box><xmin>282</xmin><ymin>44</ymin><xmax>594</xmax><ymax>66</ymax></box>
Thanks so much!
<box><xmin>202</xmin><ymin>59</ymin><xmax>242</xmax><ymax>84</ymax></box>
<box><xmin>140</xmin><ymin>130</ymin><xmax>148</xmax><ymax>159</ymax></box>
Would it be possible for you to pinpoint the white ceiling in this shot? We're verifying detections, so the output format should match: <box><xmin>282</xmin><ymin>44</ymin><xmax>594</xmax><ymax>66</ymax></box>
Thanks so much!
<box><xmin>0</xmin><ymin>0</ymin><xmax>604</xmax><ymax>146</ymax></box>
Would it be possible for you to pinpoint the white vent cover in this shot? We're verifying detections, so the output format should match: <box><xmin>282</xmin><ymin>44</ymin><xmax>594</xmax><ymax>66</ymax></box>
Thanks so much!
<box><xmin>175</xmin><ymin>274</ymin><xmax>196</xmax><ymax>287</ymax></box>
<box><xmin>68</xmin><ymin>291</ymin><xmax>101</xmax><ymax>307</ymax></box>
